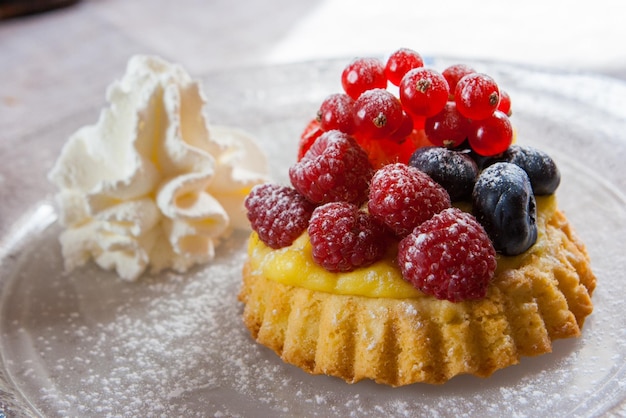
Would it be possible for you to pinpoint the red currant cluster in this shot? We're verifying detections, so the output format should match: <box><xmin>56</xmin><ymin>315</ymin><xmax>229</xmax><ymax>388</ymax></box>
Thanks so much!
<box><xmin>300</xmin><ymin>48</ymin><xmax>514</xmax><ymax>167</ymax></box>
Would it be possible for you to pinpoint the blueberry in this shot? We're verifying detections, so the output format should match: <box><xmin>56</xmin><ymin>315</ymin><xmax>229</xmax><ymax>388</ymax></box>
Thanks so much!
<box><xmin>480</xmin><ymin>145</ymin><xmax>560</xmax><ymax>195</ymax></box>
<box><xmin>408</xmin><ymin>146</ymin><xmax>479</xmax><ymax>201</ymax></box>
<box><xmin>501</xmin><ymin>145</ymin><xmax>560</xmax><ymax>195</ymax></box>
<box><xmin>472</xmin><ymin>162</ymin><xmax>537</xmax><ymax>255</ymax></box>
<box><xmin>470</xmin><ymin>149</ymin><xmax>509</xmax><ymax>170</ymax></box>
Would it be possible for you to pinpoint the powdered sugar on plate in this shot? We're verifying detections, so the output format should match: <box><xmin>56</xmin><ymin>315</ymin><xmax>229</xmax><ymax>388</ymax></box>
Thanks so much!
<box><xmin>1</xmin><ymin>160</ymin><xmax>624</xmax><ymax>417</ymax></box>
<box><xmin>3</xmin><ymin>221</ymin><xmax>296</xmax><ymax>416</ymax></box>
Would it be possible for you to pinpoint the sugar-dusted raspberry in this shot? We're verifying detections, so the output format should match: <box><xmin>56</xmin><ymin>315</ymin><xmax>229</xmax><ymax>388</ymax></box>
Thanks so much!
<box><xmin>397</xmin><ymin>207</ymin><xmax>496</xmax><ymax>302</ymax></box>
<box><xmin>244</xmin><ymin>183</ymin><xmax>316</xmax><ymax>249</ymax></box>
<box><xmin>308</xmin><ymin>202</ymin><xmax>389</xmax><ymax>272</ymax></box>
<box><xmin>368</xmin><ymin>163</ymin><xmax>451</xmax><ymax>237</ymax></box>
<box><xmin>289</xmin><ymin>130</ymin><xmax>373</xmax><ymax>205</ymax></box>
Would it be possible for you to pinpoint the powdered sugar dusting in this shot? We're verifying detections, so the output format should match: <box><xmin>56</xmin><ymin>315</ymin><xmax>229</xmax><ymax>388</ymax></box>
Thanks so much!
<box><xmin>1</xmin><ymin>217</ymin><xmax>618</xmax><ymax>417</ymax></box>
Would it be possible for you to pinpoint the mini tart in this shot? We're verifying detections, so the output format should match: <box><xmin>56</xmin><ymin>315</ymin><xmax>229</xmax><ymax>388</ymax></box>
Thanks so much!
<box><xmin>238</xmin><ymin>196</ymin><xmax>595</xmax><ymax>386</ymax></box>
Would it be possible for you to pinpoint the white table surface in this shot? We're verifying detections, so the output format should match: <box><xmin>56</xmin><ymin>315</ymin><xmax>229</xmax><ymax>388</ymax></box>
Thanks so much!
<box><xmin>1</xmin><ymin>0</ymin><xmax>625</xmax><ymax>143</ymax></box>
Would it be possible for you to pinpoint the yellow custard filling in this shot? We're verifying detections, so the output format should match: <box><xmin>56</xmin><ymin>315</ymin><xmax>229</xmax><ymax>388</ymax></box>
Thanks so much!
<box><xmin>247</xmin><ymin>195</ymin><xmax>557</xmax><ymax>299</ymax></box>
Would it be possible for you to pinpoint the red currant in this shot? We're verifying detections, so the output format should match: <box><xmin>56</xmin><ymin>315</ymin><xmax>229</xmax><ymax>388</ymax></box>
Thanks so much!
<box><xmin>357</xmin><ymin>126</ymin><xmax>432</xmax><ymax>169</ymax></box>
<box><xmin>424</xmin><ymin>101</ymin><xmax>470</xmax><ymax>148</ymax></box>
<box><xmin>497</xmin><ymin>89</ymin><xmax>512</xmax><ymax>116</ymax></box>
<box><xmin>399</xmin><ymin>68</ymin><xmax>449</xmax><ymax>118</ymax></box>
<box><xmin>389</xmin><ymin>111</ymin><xmax>414</xmax><ymax>143</ymax></box>
<box><xmin>341</xmin><ymin>58</ymin><xmax>387</xmax><ymax>100</ymax></box>
<box><xmin>442</xmin><ymin>64</ymin><xmax>475</xmax><ymax>99</ymax></box>
<box><xmin>298</xmin><ymin>119</ymin><xmax>323</xmax><ymax>160</ymax></box>
<box><xmin>317</xmin><ymin>93</ymin><xmax>355</xmax><ymax>134</ymax></box>
<box><xmin>411</xmin><ymin>114</ymin><xmax>426</xmax><ymax>131</ymax></box>
<box><xmin>467</xmin><ymin>110</ymin><xmax>513</xmax><ymax>156</ymax></box>
<box><xmin>353</xmin><ymin>88</ymin><xmax>404</xmax><ymax>140</ymax></box>
<box><xmin>454</xmin><ymin>73</ymin><xmax>500</xmax><ymax>120</ymax></box>
<box><xmin>384</xmin><ymin>48</ymin><xmax>424</xmax><ymax>86</ymax></box>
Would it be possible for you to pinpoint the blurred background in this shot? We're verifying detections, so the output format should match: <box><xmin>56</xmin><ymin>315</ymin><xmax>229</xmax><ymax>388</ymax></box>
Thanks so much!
<box><xmin>1</xmin><ymin>0</ymin><xmax>625</xmax><ymax>143</ymax></box>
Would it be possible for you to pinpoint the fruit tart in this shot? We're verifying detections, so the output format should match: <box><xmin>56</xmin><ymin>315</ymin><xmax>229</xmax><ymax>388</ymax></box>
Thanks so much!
<box><xmin>238</xmin><ymin>49</ymin><xmax>596</xmax><ymax>386</ymax></box>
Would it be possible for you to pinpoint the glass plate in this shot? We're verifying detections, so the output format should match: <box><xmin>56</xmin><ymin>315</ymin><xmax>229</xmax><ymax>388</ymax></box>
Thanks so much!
<box><xmin>1</xmin><ymin>58</ymin><xmax>626</xmax><ymax>417</ymax></box>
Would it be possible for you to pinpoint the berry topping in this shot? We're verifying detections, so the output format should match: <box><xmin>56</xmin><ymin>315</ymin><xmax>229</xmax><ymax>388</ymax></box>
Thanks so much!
<box><xmin>424</xmin><ymin>101</ymin><xmax>470</xmax><ymax>148</ymax></box>
<box><xmin>497</xmin><ymin>89</ymin><xmax>512</xmax><ymax>116</ymax></box>
<box><xmin>472</xmin><ymin>162</ymin><xmax>538</xmax><ymax>256</ymax></box>
<box><xmin>397</xmin><ymin>207</ymin><xmax>496</xmax><ymax>302</ymax></box>
<box><xmin>442</xmin><ymin>64</ymin><xmax>476</xmax><ymax>99</ymax></box>
<box><xmin>245</xmin><ymin>184</ymin><xmax>316</xmax><ymax>249</ymax></box>
<box><xmin>384</xmin><ymin>48</ymin><xmax>424</xmax><ymax>86</ymax></box>
<box><xmin>357</xmin><ymin>128</ymin><xmax>431</xmax><ymax>169</ymax></box>
<box><xmin>277</xmin><ymin>48</ymin><xmax>565</xmax><ymax>302</ymax></box>
<box><xmin>408</xmin><ymin>146</ymin><xmax>479</xmax><ymax>202</ymax></box>
<box><xmin>341</xmin><ymin>57</ymin><xmax>387</xmax><ymax>100</ymax></box>
<box><xmin>399</xmin><ymin>67</ymin><xmax>450</xmax><ymax>118</ymax></box>
<box><xmin>389</xmin><ymin>110</ymin><xmax>415</xmax><ymax>143</ymax></box>
<box><xmin>454</xmin><ymin>73</ymin><xmax>500</xmax><ymax>121</ymax></box>
<box><xmin>289</xmin><ymin>130</ymin><xmax>373</xmax><ymax>205</ymax></box>
<box><xmin>353</xmin><ymin>88</ymin><xmax>404</xmax><ymax>140</ymax></box>
<box><xmin>317</xmin><ymin>93</ymin><xmax>356</xmax><ymax>134</ymax></box>
<box><xmin>498</xmin><ymin>145</ymin><xmax>561</xmax><ymax>195</ymax></box>
<box><xmin>467</xmin><ymin>110</ymin><xmax>513</xmax><ymax>156</ymax></box>
<box><xmin>308</xmin><ymin>202</ymin><xmax>389</xmax><ymax>272</ymax></box>
<box><xmin>368</xmin><ymin>163</ymin><xmax>451</xmax><ymax>237</ymax></box>
<box><xmin>298</xmin><ymin>118</ymin><xmax>324</xmax><ymax>160</ymax></box>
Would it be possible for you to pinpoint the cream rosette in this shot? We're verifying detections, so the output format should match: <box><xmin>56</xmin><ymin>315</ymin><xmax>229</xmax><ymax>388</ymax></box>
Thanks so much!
<box><xmin>49</xmin><ymin>55</ymin><xmax>269</xmax><ymax>280</ymax></box>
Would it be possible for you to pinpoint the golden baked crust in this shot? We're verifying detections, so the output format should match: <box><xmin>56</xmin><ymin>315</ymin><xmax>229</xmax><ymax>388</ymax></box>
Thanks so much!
<box><xmin>239</xmin><ymin>208</ymin><xmax>595</xmax><ymax>386</ymax></box>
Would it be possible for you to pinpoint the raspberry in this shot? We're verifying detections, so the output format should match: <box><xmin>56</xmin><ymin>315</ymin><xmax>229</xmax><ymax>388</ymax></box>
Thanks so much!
<box><xmin>368</xmin><ymin>163</ymin><xmax>451</xmax><ymax>237</ymax></box>
<box><xmin>289</xmin><ymin>130</ymin><xmax>373</xmax><ymax>205</ymax></box>
<box><xmin>244</xmin><ymin>183</ymin><xmax>316</xmax><ymax>249</ymax></box>
<box><xmin>397</xmin><ymin>208</ymin><xmax>496</xmax><ymax>302</ymax></box>
<box><xmin>308</xmin><ymin>202</ymin><xmax>389</xmax><ymax>272</ymax></box>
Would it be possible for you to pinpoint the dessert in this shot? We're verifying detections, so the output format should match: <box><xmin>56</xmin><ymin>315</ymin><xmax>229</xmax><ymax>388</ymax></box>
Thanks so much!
<box><xmin>239</xmin><ymin>49</ymin><xmax>596</xmax><ymax>386</ymax></box>
<box><xmin>48</xmin><ymin>55</ymin><xmax>269</xmax><ymax>281</ymax></box>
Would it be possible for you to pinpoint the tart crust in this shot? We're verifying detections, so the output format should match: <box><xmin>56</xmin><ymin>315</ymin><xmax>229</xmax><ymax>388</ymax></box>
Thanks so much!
<box><xmin>239</xmin><ymin>208</ymin><xmax>595</xmax><ymax>386</ymax></box>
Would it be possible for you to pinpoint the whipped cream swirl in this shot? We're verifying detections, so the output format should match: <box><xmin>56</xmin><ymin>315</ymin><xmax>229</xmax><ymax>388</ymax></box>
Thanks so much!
<box><xmin>48</xmin><ymin>55</ymin><xmax>269</xmax><ymax>281</ymax></box>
